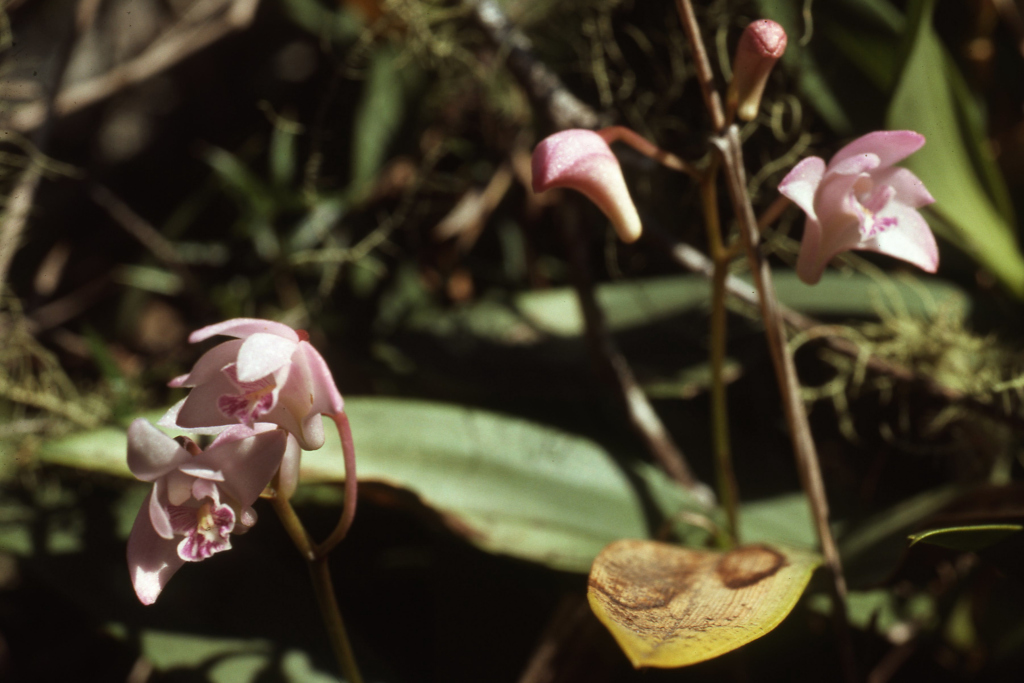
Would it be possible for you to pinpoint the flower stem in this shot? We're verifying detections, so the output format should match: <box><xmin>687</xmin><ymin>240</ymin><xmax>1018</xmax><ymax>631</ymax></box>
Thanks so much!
<box><xmin>315</xmin><ymin>411</ymin><xmax>358</xmax><ymax>558</ymax></box>
<box><xmin>271</xmin><ymin>495</ymin><xmax>364</xmax><ymax>683</ymax></box>
<box><xmin>700</xmin><ymin>165</ymin><xmax>740</xmax><ymax>543</ymax></box>
<box><xmin>309</xmin><ymin>555</ymin><xmax>365</xmax><ymax>683</ymax></box>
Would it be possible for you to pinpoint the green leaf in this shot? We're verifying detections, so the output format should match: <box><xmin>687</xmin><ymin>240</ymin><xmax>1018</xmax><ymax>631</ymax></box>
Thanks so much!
<box><xmin>908</xmin><ymin>524</ymin><xmax>1023</xmax><ymax>551</ymax></box>
<box><xmin>588</xmin><ymin>540</ymin><xmax>821</xmax><ymax>668</ymax></box>
<box><xmin>886</xmin><ymin>0</ymin><xmax>1024</xmax><ymax>297</ymax></box>
<box><xmin>740</xmin><ymin>492</ymin><xmax>818</xmax><ymax>550</ymax></box>
<box><xmin>36</xmin><ymin>398</ymin><xmax>716</xmax><ymax>572</ymax></box>
<box><xmin>351</xmin><ymin>47</ymin><xmax>415</xmax><ymax>189</ymax></box>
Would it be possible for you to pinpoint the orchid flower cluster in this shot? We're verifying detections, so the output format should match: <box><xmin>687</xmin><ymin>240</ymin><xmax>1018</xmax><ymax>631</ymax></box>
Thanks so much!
<box><xmin>530</xmin><ymin>21</ymin><xmax>939</xmax><ymax>283</ymax></box>
<box><xmin>127</xmin><ymin>319</ymin><xmax>350</xmax><ymax>605</ymax></box>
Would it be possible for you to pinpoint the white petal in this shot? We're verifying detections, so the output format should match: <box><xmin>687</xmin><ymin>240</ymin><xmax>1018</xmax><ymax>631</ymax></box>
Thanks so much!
<box><xmin>778</xmin><ymin>156</ymin><xmax>825</xmax><ymax>221</ymax></box>
<box><xmin>235</xmin><ymin>333</ymin><xmax>297</xmax><ymax>383</ymax></box>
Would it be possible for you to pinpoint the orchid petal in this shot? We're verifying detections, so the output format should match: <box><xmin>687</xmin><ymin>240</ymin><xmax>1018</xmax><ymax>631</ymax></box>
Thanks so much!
<box><xmin>128</xmin><ymin>493</ymin><xmax>186</xmax><ymax>605</ymax></box>
<box><xmin>277</xmin><ymin>434</ymin><xmax>302</xmax><ymax>500</ymax></box>
<box><xmin>871</xmin><ymin>167</ymin><xmax>935</xmax><ymax>209</ymax></box>
<box><xmin>828</xmin><ymin>130</ymin><xmax>925</xmax><ymax>171</ymax></box>
<box><xmin>863</xmin><ymin>202</ymin><xmax>939</xmax><ymax>273</ymax></box>
<box><xmin>127</xmin><ymin>419</ymin><xmax>191</xmax><ymax>481</ymax></box>
<box><xmin>298</xmin><ymin>342</ymin><xmax>345</xmax><ymax>415</ymax></box>
<box><xmin>778</xmin><ymin>156</ymin><xmax>825</xmax><ymax>221</ymax></box>
<box><xmin>169</xmin><ymin>340</ymin><xmax>244</xmax><ymax>388</ymax></box>
<box><xmin>175</xmin><ymin>373</ymin><xmax>240</xmax><ymax>430</ymax></box>
<box><xmin>148</xmin><ymin>479</ymin><xmax>174</xmax><ymax>539</ymax></box>
<box><xmin>235</xmin><ymin>333</ymin><xmax>297</xmax><ymax>383</ymax></box>
<box><xmin>532</xmin><ymin>129</ymin><xmax>643</xmax><ymax>243</ymax></box>
<box><xmin>189</xmin><ymin>318</ymin><xmax>299</xmax><ymax>344</ymax></box>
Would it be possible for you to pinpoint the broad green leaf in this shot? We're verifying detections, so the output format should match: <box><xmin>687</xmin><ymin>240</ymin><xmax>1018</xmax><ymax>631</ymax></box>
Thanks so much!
<box><xmin>909</xmin><ymin>524</ymin><xmax>1023</xmax><ymax>551</ymax></box>
<box><xmin>740</xmin><ymin>492</ymin><xmax>818</xmax><ymax>550</ymax></box>
<box><xmin>588</xmin><ymin>540</ymin><xmax>821</xmax><ymax>668</ymax></box>
<box><xmin>887</xmin><ymin>0</ymin><xmax>1024</xmax><ymax>297</ymax></box>
<box><xmin>36</xmin><ymin>398</ymin><xmax>716</xmax><ymax>572</ymax></box>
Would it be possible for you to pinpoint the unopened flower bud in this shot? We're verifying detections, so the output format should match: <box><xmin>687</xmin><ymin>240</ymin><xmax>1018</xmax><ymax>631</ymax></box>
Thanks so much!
<box><xmin>728</xmin><ymin>19</ymin><xmax>787</xmax><ymax>122</ymax></box>
<box><xmin>531</xmin><ymin>129</ymin><xmax>643</xmax><ymax>243</ymax></box>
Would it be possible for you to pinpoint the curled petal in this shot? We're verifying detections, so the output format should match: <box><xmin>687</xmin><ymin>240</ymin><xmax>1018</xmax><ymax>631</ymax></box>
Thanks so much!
<box><xmin>532</xmin><ymin>129</ymin><xmax>643</xmax><ymax>243</ymax></box>
<box><xmin>128</xmin><ymin>493</ymin><xmax>186</xmax><ymax>605</ymax></box>
<box><xmin>189</xmin><ymin>318</ymin><xmax>300</xmax><ymax>344</ymax></box>
<box><xmin>778</xmin><ymin>156</ymin><xmax>825</xmax><ymax>221</ymax></box>
<box><xmin>148</xmin><ymin>479</ymin><xmax>173</xmax><ymax>539</ymax></box>
<box><xmin>828</xmin><ymin>131</ymin><xmax>925</xmax><ymax>172</ymax></box>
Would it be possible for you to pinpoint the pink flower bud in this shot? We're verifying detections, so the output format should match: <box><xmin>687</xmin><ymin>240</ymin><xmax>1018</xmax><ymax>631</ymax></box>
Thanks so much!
<box><xmin>778</xmin><ymin>130</ymin><xmax>938</xmax><ymax>284</ymax></box>
<box><xmin>728</xmin><ymin>20</ymin><xmax>787</xmax><ymax>122</ymax></box>
<box><xmin>531</xmin><ymin>129</ymin><xmax>643</xmax><ymax>243</ymax></box>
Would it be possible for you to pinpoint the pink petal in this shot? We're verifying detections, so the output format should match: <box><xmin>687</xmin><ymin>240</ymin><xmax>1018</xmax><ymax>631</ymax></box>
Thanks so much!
<box><xmin>276</xmin><ymin>434</ymin><xmax>302</xmax><ymax>499</ymax></box>
<box><xmin>532</xmin><ymin>130</ymin><xmax>643</xmax><ymax>243</ymax></box>
<box><xmin>127</xmin><ymin>419</ymin><xmax>191</xmax><ymax>482</ymax></box>
<box><xmin>128</xmin><ymin>493</ymin><xmax>186</xmax><ymax>605</ymax></box>
<box><xmin>169</xmin><ymin>340</ymin><xmax>243</xmax><ymax>388</ymax></box>
<box><xmin>189</xmin><ymin>318</ymin><xmax>299</xmax><ymax>344</ymax></box>
<box><xmin>191</xmin><ymin>429</ymin><xmax>287</xmax><ymax>508</ymax></box>
<box><xmin>235</xmin><ymin>333</ymin><xmax>297</xmax><ymax>383</ymax></box>
<box><xmin>298</xmin><ymin>342</ymin><xmax>345</xmax><ymax>416</ymax></box>
<box><xmin>871</xmin><ymin>167</ymin><xmax>935</xmax><ymax>209</ymax></box>
<box><xmin>861</xmin><ymin>202</ymin><xmax>939</xmax><ymax>273</ymax></box>
<box><xmin>795</xmin><ymin>217</ymin><xmax>828</xmax><ymax>285</ymax></box>
<box><xmin>828</xmin><ymin>131</ymin><xmax>925</xmax><ymax>171</ymax></box>
<box><xmin>778</xmin><ymin>156</ymin><xmax>825</xmax><ymax>221</ymax></box>
<box><xmin>148</xmin><ymin>479</ymin><xmax>174</xmax><ymax>539</ymax></box>
<box><xmin>174</xmin><ymin>373</ymin><xmax>240</xmax><ymax>430</ymax></box>
<box><xmin>157</xmin><ymin>399</ymin><xmax>228</xmax><ymax>436</ymax></box>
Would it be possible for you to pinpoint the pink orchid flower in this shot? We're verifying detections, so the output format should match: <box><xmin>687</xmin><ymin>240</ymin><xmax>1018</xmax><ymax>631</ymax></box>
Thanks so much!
<box><xmin>778</xmin><ymin>130</ymin><xmax>938</xmax><ymax>284</ymax></box>
<box><xmin>532</xmin><ymin>129</ymin><xmax>642</xmax><ymax>243</ymax></box>
<box><xmin>161</xmin><ymin>318</ymin><xmax>345</xmax><ymax>451</ymax></box>
<box><xmin>126</xmin><ymin>419</ymin><xmax>294</xmax><ymax>604</ymax></box>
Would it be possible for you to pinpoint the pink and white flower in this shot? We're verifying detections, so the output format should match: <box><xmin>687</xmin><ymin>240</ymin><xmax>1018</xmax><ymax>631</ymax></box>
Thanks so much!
<box><xmin>161</xmin><ymin>318</ymin><xmax>345</xmax><ymax>451</ymax></box>
<box><xmin>779</xmin><ymin>130</ymin><xmax>938</xmax><ymax>284</ymax></box>
<box><xmin>126</xmin><ymin>419</ymin><xmax>293</xmax><ymax>604</ymax></box>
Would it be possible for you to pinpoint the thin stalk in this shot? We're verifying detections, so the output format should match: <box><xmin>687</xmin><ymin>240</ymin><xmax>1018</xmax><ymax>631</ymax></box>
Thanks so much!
<box><xmin>674</xmin><ymin>0</ymin><xmax>726</xmax><ymax>132</ymax></box>
<box><xmin>700</xmin><ymin>164</ymin><xmax>740</xmax><ymax>542</ymax></box>
<box><xmin>315</xmin><ymin>411</ymin><xmax>359</xmax><ymax>558</ymax></box>
<box><xmin>309</xmin><ymin>556</ymin><xmax>365</xmax><ymax>683</ymax></box>
<box><xmin>271</xmin><ymin>495</ymin><xmax>365</xmax><ymax>683</ymax></box>
<box><xmin>713</xmin><ymin>128</ymin><xmax>856</xmax><ymax>682</ymax></box>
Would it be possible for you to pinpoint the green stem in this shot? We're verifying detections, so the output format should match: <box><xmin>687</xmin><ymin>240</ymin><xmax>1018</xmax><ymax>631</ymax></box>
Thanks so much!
<box><xmin>309</xmin><ymin>556</ymin><xmax>365</xmax><ymax>683</ymax></box>
<box><xmin>271</xmin><ymin>494</ymin><xmax>365</xmax><ymax>683</ymax></box>
<box><xmin>700</xmin><ymin>168</ymin><xmax>740</xmax><ymax>543</ymax></box>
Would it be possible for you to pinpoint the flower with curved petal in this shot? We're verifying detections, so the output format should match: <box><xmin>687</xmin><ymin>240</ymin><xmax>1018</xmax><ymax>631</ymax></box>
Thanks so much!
<box><xmin>532</xmin><ymin>129</ymin><xmax>643</xmax><ymax>243</ymax></box>
<box><xmin>778</xmin><ymin>130</ymin><xmax>938</xmax><ymax>284</ymax></box>
<box><xmin>161</xmin><ymin>319</ymin><xmax>345</xmax><ymax>450</ymax></box>
<box><xmin>126</xmin><ymin>419</ymin><xmax>289</xmax><ymax>604</ymax></box>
